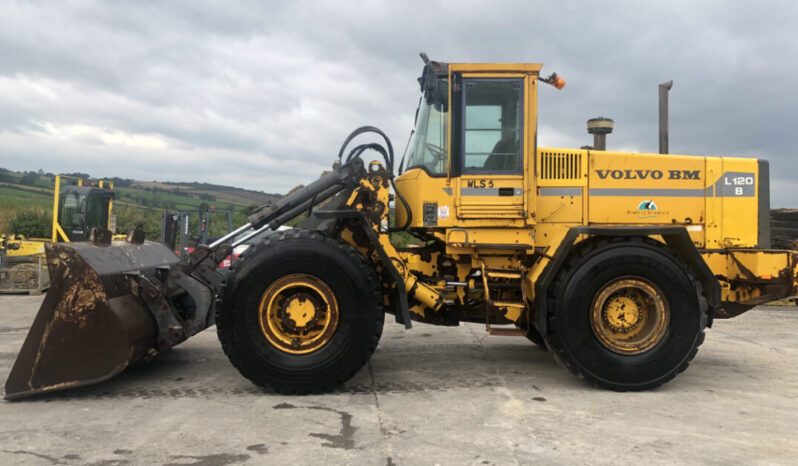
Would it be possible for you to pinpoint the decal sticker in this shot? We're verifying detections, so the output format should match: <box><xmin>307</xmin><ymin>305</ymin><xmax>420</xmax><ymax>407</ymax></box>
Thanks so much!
<box><xmin>718</xmin><ymin>172</ymin><xmax>755</xmax><ymax>197</ymax></box>
<box><xmin>628</xmin><ymin>199</ymin><xmax>668</xmax><ymax>219</ymax></box>
<box><xmin>465</xmin><ymin>179</ymin><xmax>495</xmax><ymax>188</ymax></box>
<box><xmin>438</xmin><ymin>205</ymin><xmax>450</xmax><ymax>220</ymax></box>
<box><xmin>637</xmin><ymin>200</ymin><xmax>658</xmax><ymax>210</ymax></box>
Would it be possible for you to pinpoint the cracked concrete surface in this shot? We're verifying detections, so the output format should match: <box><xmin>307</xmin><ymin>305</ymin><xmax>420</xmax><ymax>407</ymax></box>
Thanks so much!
<box><xmin>0</xmin><ymin>294</ymin><xmax>796</xmax><ymax>465</ymax></box>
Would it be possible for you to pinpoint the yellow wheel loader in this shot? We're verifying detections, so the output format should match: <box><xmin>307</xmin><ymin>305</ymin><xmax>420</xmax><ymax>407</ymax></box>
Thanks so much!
<box><xmin>5</xmin><ymin>56</ymin><xmax>797</xmax><ymax>399</ymax></box>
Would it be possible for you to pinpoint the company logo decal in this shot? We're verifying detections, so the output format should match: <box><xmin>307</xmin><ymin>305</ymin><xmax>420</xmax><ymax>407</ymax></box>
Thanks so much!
<box><xmin>637</xmin><ymin>200</ymin><xmax>657</xmax><ymax>210</ymax></box>
<box><xmin>629</xmin><ymin>199</ymin><xmax>667</xmax><ymax>219</ymax></box>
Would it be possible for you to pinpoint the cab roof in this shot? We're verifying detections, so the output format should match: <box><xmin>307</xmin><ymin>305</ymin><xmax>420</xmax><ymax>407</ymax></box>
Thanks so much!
<box><xmin>448</xmin><ymin>63</ymin><xmax>543</xmax><ymax>74</ymax></box>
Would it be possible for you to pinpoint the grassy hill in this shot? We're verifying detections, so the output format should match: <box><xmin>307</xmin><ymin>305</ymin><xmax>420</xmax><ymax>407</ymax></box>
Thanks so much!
<box><xmin>0</xmin><ymin>167</ymin><xmax>281</xmax><ymax>240</ymax></box>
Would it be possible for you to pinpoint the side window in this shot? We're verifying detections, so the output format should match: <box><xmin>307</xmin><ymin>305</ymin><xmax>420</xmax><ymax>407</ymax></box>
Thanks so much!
<box><xmin>85</xmin><ymin>192</ymin><xmax>108</xmax><ymax>230</ymax></box>
<box><xmin>462</xmin><ymin>79</ymin><xmax>523</xmax><ymax>174</ymax></box>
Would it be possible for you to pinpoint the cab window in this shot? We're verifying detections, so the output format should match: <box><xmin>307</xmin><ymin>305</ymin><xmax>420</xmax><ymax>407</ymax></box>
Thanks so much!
<box><xmin>461</xmin><ymin>79</ymin><xmax>523</xmax><ymax>174</ymax></box>
<box><xmin>59</xmin><ymin>192</ymin><xmax>84</xmax><ymax>230</ymax></box>
<box><xmin>405</xmin><ymin>79</ymin><xmax>448</xmax><ymax>175</ymax></box>
<box><xmin>85</xmin><ymin>191</ymin><xmax>108</xmax><ymax>230</ymax></box>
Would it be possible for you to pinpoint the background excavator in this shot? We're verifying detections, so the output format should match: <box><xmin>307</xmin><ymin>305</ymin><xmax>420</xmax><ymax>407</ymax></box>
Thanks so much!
<box><xmin>0</xmin><ymin>175</ymin><xmax>117</xmax><ymax>293</ymax></box>
<box><xmin>5</xmin><ymin>55</ymin><xmax>797</xmax><ymax>399</ymax></box>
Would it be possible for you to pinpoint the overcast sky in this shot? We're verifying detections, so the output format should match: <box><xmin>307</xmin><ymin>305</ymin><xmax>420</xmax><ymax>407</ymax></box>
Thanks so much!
<box><xmin>0</xmin><ymin>1</ymin><xmax>795</xmax><ymax>206</ymax></box>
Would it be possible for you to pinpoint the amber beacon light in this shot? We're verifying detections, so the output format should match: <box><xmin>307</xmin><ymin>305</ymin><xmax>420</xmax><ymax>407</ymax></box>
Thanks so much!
<box><xmin>540</xmin><ymin>72</ymin><xmax>566</xmax><ymax>89</ymax></box>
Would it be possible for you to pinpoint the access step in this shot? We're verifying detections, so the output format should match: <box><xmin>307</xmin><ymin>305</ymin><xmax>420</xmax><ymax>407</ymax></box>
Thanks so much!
<box><xmin>492</xmin><ymin>301</ymin><xmax>526</xmax><ymax>309</ymax></box>
<box><xmin>487</xmin><ymin>327</ymin><xmax>527</xmax><ymax>336</ymax></box>
<box><xmin>485</xmin><ymin>270</ymin><xmax>523</xmax><ymax>280</ymax></box>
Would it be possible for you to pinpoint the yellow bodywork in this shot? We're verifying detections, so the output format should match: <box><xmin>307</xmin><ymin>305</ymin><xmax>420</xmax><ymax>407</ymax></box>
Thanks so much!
<box><xmin>397</xmin><ymin>149</ymin><xmax>763</xmax><ymax>249</ymax></box>
<box><xmin>0</xmin><ymin>234</ymin><xmax>47</xmax><ymax>257</ymax></box>
<box><xmin>379</xmin><ymin>61</ymin><xmax>794</xmax><ymax>330</ymax></box>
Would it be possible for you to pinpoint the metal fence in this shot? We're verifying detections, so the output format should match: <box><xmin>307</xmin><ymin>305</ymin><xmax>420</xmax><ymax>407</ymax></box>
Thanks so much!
<box><xmin>0</xmin><ymin>254</ymin><xmax>50</xmax><ymax>294</ymax></box>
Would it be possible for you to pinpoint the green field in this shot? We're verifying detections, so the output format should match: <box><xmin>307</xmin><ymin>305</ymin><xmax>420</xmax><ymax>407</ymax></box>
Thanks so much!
<box><xmin>0</xmin><ymin>169</ymin><xmax>279</xmax><ymax>240</ymax></box>
<box><xmin>0</xmin><ymin>184</ymin><xmax>53</xmax><ymax>209</ymax></box>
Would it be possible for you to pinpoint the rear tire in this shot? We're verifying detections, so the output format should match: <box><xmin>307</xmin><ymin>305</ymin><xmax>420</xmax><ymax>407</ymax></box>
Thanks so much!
<box><xmin>216</xmin><ymin>229</ymin><xmax>384</xmax><ymax>394</ymax></box>
<box><xmin>545</xmin><ymin>238</ymin><xmax>707</xmax><ymax>391</ymax></box>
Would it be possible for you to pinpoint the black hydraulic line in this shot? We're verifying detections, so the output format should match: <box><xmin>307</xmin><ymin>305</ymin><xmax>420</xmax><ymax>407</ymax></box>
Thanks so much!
<box><xmin>389</xmin><ymin>177</ymin><xmax>413</xmax><ymax>231</ymax></box>
<box><xmin>346</xmin><ymin>145</ymin><xmax>412</xmax><ymax>231</ymax></box>
<box><xmin>346</xmin><ymin>143</ymin><xmax>388</xmax><ymax>164</ymax></box>
<box><xmin>337</xmin><ymin>126</ymin><xmax>394</xmax><ymax>170</ymax></box>
<box><xmin>337</xmin><ymin>126</ymin><xmax>413</xmax><ymax>231</ymax></box>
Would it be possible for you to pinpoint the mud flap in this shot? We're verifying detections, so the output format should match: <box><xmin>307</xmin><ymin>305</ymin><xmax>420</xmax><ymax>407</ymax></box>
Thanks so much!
<box><xmin>4</xmin><ymin>240</ymin><xmax>179</xmax><ymax>400</ymax></box>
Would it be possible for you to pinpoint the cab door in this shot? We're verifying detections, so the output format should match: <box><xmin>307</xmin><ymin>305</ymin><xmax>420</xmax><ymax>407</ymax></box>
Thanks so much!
<box><xmin>454</xmin><ymin>76</ymin><xmax>527</xmax><ymax>219</ymax></box>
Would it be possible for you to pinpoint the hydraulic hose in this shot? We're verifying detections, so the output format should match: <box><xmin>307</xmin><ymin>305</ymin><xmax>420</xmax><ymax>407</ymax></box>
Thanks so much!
<box><xmin>337</xmin><ymin>126</ymin><xmax>413</xmax><ymax>231</ymax></box>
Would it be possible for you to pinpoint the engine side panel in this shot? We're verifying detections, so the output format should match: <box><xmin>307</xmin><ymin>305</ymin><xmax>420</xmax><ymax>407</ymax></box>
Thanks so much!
<box><xmin>587</xmin><ymin>150</ymin><xmax>707</xmax><ymax>245</ymax></box>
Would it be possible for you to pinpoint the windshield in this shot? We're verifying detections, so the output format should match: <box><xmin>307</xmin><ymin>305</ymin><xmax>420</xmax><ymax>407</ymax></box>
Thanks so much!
<box><xmin>59</xmin><ymin>192</ymin><xmax>86</xmax><ymax>230</ymax></box>
<box><xmin>405</xmin><ymin>79</ymin><xmax>448</xmax><ymax>175</ymax></box>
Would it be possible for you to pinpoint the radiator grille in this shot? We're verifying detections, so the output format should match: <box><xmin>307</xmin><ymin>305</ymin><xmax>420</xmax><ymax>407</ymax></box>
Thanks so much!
<box><xmin>539</xmin><ymin>150</ymin><xmax>582</xmax><ymax>180</ymax></box>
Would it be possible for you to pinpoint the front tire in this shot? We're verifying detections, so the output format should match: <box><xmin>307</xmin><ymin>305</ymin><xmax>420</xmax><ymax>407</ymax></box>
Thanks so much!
<box><xmin>216</xmin><ymin>229</ymin><xmax>384</xmax><ymax>394</ymax></box>
<box><xmin>546</xmin><ymin>238</ymin><xmax>707</xmax><ymax>391</ymax></box>
<box><xmin>526</xmin><ymin>325</ymin><xmax>546</xmax><ymax>347</ymax></box>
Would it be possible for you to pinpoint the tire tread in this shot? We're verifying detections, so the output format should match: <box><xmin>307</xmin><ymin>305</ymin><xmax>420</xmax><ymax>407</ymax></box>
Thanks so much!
<box><xmin>216</xmin><ymin>228</ymin><xmax>384</xmax><ymax>394</ymax></box>
<box><xmin>544</xmin><ymin>237</ymin><xmax>708</xmax><ymax>391</ymax></box>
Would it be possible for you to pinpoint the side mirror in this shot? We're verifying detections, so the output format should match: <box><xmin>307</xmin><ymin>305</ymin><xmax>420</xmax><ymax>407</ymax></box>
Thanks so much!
<box><xmin>420</xmin><ymin>64</ymin><xmax>438</xmax><ymax>105</ymax></box>
<box><xmin>417</xmin><ymin>54</ymin><xmax>449</xmax><ymax>110</ymax></box>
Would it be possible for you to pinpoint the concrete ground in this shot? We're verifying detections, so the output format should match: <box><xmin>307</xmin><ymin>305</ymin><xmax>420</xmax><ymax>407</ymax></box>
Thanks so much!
<box><xmin>0</xmin><ymin>294</ymin><xmax>796</xmax><ymax>466</ymax></box>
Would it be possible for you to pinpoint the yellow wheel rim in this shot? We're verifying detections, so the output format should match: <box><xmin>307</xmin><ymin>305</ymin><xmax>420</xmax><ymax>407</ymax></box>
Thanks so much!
<box><xmin>258</xmin><ymin>274</ymin><xmax>339</xmax><ymax>355</ymax></box>
<box><xmin>590</xmin><ymin>277</ymin><xmax>670</xmax><ymax>355</ymax></box>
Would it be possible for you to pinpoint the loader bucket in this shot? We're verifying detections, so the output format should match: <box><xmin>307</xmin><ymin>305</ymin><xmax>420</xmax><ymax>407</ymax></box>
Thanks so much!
<box><xmin>4</xmin><ymin>240</ymin><xmax>179</xmax><ymax>400</ymax></box>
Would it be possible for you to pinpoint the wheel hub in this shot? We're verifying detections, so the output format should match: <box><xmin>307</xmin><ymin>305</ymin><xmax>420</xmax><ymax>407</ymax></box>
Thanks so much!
<box><xmin>280</xmin><ymin>292</ymin><xmax>319</xmax><ymax>330</ymax></box>
<box><xmin>258</xmin><ymin>274</ymin><xmax>339</xmax><ymax>354</ymax></box>
<box><xmin>590</xmin><ymin>277</ymin><xmax>670</xmax><ymax>355</ymax></box>
<box><xmin>604</xmin><ymin>295</ymin><xmax>641</xmax><ymax>332</ymax></box>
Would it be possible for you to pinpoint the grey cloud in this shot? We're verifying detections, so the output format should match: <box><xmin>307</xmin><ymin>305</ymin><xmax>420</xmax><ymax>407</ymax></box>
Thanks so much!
<box><xmin>0</xmin><ymin>0</ymin><xmax>795</xmax><ymax>206</ymax></box>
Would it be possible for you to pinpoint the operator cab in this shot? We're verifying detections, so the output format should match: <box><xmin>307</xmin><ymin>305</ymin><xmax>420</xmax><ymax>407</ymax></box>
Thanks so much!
<box><xmin>57</xmin><ymin>185</ymin><xmax>113</xmax><ymax>241</ymax></box>
<box><xmin>396</xmin><ymin>57</ymin><xmax>542</xmax><ymax>228</ymax></box>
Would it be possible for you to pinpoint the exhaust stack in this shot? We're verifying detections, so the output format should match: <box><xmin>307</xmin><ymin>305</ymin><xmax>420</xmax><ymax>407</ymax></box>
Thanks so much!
<box><xmin>587</xmin><ymin>117</ymin><xmax>614</xmax><ymax>151</ymax></box>
<box><xmin>659</xmin><ymin>80</ymin><xmax>673</xmax><ymax>154</ymax></box>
